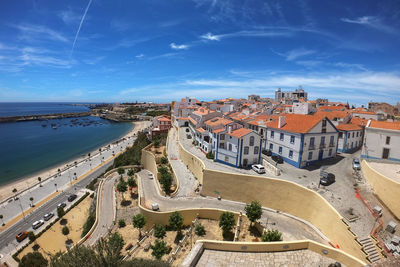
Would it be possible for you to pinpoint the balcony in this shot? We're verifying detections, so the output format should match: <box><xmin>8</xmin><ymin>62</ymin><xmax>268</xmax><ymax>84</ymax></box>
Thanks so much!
<box><xmin>329</xmin><ymin>143</ymin><xmax>335</xmax><ymax>147</ymax></box>
<box><xmin>319</xmin><ymin>144</ymin><xmax>326</xmax><ymax>149</ymax></box>
<box><xmin>309</xmin><ymin>144</ymin><xmax>315</xmax><ymax>150</ymax></box>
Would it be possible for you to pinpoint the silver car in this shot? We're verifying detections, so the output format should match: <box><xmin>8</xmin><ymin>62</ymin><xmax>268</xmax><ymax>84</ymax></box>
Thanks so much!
<box><xmin>352</xmin><ymin>158</ymin><xmax>361</xmax><ymax>170</ymax></box>
<box><xmin>32</xmin><ymin>220</ymin><xmax>44</xmax><ymax>230</ymax></box>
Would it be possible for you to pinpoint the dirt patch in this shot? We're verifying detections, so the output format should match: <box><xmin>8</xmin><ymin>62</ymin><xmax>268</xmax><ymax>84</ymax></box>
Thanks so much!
<box><xmin>18</xmin><ymin>196</ymin><xmax>92</xmax><ymax>259</ymax></box>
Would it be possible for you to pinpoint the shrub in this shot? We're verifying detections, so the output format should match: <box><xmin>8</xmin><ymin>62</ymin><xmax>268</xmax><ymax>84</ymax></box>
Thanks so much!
<box><xmin>195</xmin><ymin>223</ymin><xmax>206</xmax><ymax>236</ymax></box>
<box><xmin>118</xmin><ymin>219</ymin><xmax>126</xmax><ymax>228</ymax></box>
<box><xmin>169</xmin><ymin>211</ymin><xmax>183</xmax><ymax>232</ymax></box>
<box><xmin>81</xmin><ymin>212</ymin><xmax>96</xmax><ymax>237</ymax></box>
<box><xmin>154</xmin><ymin>224</ymin><xmax>166</xmax><ymax>239</ymax></box>
<box><xmin>28</xmin><ymin>231</ymin><xmax>36</xmax><ymax>242</ymax></box>
<box><xmin>159</xmin><ymin>172</ymin><xmax>172</xmax><ymax>195</ymax></box>
<box><xmin>206</xmin><ymin>152</ymin><xmax>214</xmax><ymax>159</ymax></box>
<box><xmin>160</xmin><ymin>157</ymin><xmax>168</xmax><ymax>164</ymax></box>
<box><xmin>219</xmin><ymin>212</ymin><xmax>235</xmax><ymax>234</ymax></box>
<box><xmin>117</xmin><ymin>167</ymin><xmax>125</xmax><ymax>175</ymax></box>
<box><xmin>57</xmin><ymin>206</ymin><xmax>65</xmax><ymax>218</ymax></box>
<box><xmin>261</xmin><ymin>229</ymin><xmax>283</xmax><ymax>242</ymax></box>
<box><xmin>62</xmin><ymin>226</ymin><xmax>69</xmax><ymax>235</ymax></box>
<box><xmin>113</xmin><ymin>132</ymin><xmax>150</xmax><ymax>168</ymax></box>
<box><xmin>19</xmin><ymin>252</ymin><xmax>47</xmax><ymax>267</ymax></box>
<box><xmin>151</xmin><ymin>239</ymin><xmax>168</xmax><ymax>260</ymax></box>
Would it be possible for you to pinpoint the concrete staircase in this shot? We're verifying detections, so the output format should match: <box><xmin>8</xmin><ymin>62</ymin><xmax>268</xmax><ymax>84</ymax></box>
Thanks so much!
<box><xmin>358</xmin><ymin>236</ymin><xmax>382</xmax><ymax>263</ymax></box>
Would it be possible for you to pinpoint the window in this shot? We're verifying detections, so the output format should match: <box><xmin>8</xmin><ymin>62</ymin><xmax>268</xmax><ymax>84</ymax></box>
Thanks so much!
<box><xmin>280</xmin><ymin>133</ymin><xmax>284</xmax><ymax>141</ymax></box>
<box><xmin>279</xmin><ymin>146</ymin><xmax>282</xmax><ymax>154</ymax></box>
<box><xmin>271</xmin><ymin>131</ymin><xmax>274</xmax><ymax>138</ymax></box>
<box><xmin>339</xmin><ymin>132</ymin><xmax>343</xmax><ymax>138</ymax></box>
<box><xmin>260</xmin><ymin>129</ymin><xmax>264</xmax><ymax>136</ymax></box>
<box><xmin>322</xmin><ymin>119</ymin><xmax>327</xmax><ymax>127</ymax></box>
<box><xmin>269</xmin><ymin>143</ymin><xmax>273</xmax><ymax>150</ymax></box>
<box><xmin>290</xmin><ymin>135</ymin><xmax>295</xmax><ymax>144</ymax></box>
<box><xmin>329</xmin><ymin>149</ymin><xmax>332</xmax><ymax>156</ymax></box>
<box><xmin>289</xmin><ymin>150</ymin><xmax>293</xmax><ymax>158</ymax></box>
<box><xmin>321</xmin><ymin>136</ymin><xmax>325</xmax><ymax>145</ymax></box>
<box><xmin>254</xmin><ymin>146</ymin><xmax>259</xmax><ymax>154</ymax></box>
<box><xmin>348</xmin><ymin>133</ymin><xmax>350</xmax><ymax>138</ymax></box>
<box><xmin>249</xmin><ymin>136</ymin><xmax>255</xmax><ymax>146</ymax></box>
<box><xmin>228</xmin><ymin>143</ymin><xmax>232</xmax><ymax>151</ymax></box>
<box><xmin>225</xmin><ymin>156</ymin><xmax>229</xmax><ymax>162</ymax></box>
<box><xmin>308</xmin><ymin>151</ymin><xmax>313</xmax><ymax>160</ymax></box>
<box><xmin>213</xmin><ymin>133</ymin><xmax>216</xmax><ymax>138</ymax></box>
<box><xmin>330</xmin><ymin>136</ymin><xmax>334</xmax><ymax>145</ymax></box>
<box><xmin>220</xmin><ymin>134</ymin><xmax>225</xmax><ymax>140</ymax></box>
<box><xmin>310</xmin><ymin>137</ymin><xmax>315</xmax><ymax>146</ymax></box>
<box><xmin>356</xmin><ymin>132</ymin><xmax>359</xmax><ymax>137</ymax></box>
<box><xmin>219</xmin><ymin>143</ymin><xmax>225</xmax><ymax>149</ymax></box>
<box><xmin>244</xmin><ymin>146</ymin><xmax>249</xmax><ymax>155</ymax></box>
<box><xmin>386</xmin><ymin>136</ymin><xmax>391</xmax><ymax>145</ymax></box>
<box><xmin>352</xmin><ymin>132</ymin><xmax>355</xmax><ymax>138</ymax></box>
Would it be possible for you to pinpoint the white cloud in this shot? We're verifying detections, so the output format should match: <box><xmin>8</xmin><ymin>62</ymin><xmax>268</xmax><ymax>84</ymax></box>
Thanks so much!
<box><xmin>200</xmin><ymin>32</ymin><xmax>220</xmax><ymax>41</ymax></box>
<box><xmin>135</xmin><ymin>54</ymin><xmax>144</xmax><ymax>58</ymax></box>
<box><xmin>59</xmin><ymin>9</ymin><xmax>82</xmax><ymax>25</ymax></box>
<box><xmin>341</xmin><ymin>16</ymin><xmax>397</xmax><ymax>35</ymax></box>
<box><xmin>272</xmin><ymin>48</ymin><xmax>316</xmax><ymax>61</ymax></box>
<box><xmin>14</xmin><ymin>24</ymin><xmax>68</xmax><ymax>42</ymax></box>
<box><xmin>170</xmin><ymin>43</ymin><xmax>189</xmax><ymax>50</ymax></box>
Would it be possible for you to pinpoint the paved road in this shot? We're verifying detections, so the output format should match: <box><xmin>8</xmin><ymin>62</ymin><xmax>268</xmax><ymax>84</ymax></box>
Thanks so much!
<box><xmin>85</xmin><ymin>172</ymin><xmax>118</xmax><ymax>246</ymax></box>
<box><xmin>0</xmin><ymin>160</ymin><xmax>113</xmax><ymax>257</ymax></box>
<box><xmin>167</xmin><ymin>127</ymin><xmax>198</xmax><ymax>197</ymax></box>
<box><xmin>138</xmin><ymin>169</ymin><xmax>327</xmax><ymax>243</ymax></box>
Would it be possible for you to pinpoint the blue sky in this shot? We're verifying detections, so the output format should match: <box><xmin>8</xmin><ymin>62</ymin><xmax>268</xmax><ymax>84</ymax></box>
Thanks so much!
<box><xmin>0</xmin><ymin>0</ymin><xmax>400</xmax><ymax>105</ymax></box>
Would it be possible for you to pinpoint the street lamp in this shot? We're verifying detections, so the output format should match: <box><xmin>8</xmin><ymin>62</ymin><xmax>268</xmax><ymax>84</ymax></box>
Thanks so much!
<box><xmin>68</xmin><ymin>170</ymin><xmax>72</xmax><ymax>185</ymax></box>
<box><xmin>15</xmin><ymin>197</ymin><xmax>26</xmax><ymax>222</ymax></box>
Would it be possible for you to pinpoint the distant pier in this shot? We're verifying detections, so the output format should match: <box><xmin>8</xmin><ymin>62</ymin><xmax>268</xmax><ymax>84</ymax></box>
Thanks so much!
<box><xmin>0</xmin><ymin>111</ymin><xmax>93</xmax><ymax>123</ymax></box>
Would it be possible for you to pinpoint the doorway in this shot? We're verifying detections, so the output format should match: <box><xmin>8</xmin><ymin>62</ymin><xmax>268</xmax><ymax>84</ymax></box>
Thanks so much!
<box><xmin>382</xmin><ymin>148</ymin><xmax>390</xmax><ymax>159</ymax></box>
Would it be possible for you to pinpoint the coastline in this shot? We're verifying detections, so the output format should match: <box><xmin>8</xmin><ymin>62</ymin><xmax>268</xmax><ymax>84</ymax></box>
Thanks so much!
<box><xmin>0</xmin><ymin>120</ymin><xmax>151</xmax><ymax>202</ymax></box>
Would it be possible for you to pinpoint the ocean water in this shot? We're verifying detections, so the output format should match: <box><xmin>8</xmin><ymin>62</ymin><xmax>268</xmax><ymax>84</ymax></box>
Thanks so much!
<box><xmin>0</xmin><ymin>102</ymin><xmax>90</xmax><ymax>117</ymax></box>
<box><xmin>0</xmin><ymin>115</ymin><xmax>133</xmax><ymax>185</ymax></box>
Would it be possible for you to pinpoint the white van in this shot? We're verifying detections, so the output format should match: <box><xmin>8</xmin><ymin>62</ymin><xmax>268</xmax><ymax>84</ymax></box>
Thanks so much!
<box><xmin>251</xmin><ymin>164</ymin><xmax>266</xmax><ymax>174</ymax></box>
<box><xmin>32</xmin><ymin>220</ymin><xmax>44</xmax><ymax>230</ymax></box>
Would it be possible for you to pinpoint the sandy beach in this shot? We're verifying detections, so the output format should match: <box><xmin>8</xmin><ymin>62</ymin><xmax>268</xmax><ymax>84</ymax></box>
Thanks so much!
<box><xmin>0</xmin><ymin>120</ymin><xmax>151</xmax><ymax>203</ymax></box>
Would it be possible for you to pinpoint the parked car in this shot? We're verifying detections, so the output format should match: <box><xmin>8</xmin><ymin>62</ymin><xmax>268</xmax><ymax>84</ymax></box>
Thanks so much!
<box><xmin>58</xmin><ymin>202</ymin><xmax>66</xmax><ymax>208</ymax></box>
<box><xmin>68</xmin><ymin>194</ymin><xmax>77</xmax><ymax>202</ymax></box>
<box><xmin>251</xmin><ymin>164</ymin><xmax>266</xmax><ymax>174</ymax></box>
<box><xmin>32</xmin><ymin>220</ymin><xmax>44</xmax><ymax>230</ymax></box>
<box><xmin>43</xmin><ymin>212</ymin><xmax>54</xmax><ymax>221</ymax></box>
<box><xmin>272</xmin><ymin>155</ymin><xmax>284</xmax><ymax>164</ymax></box>
<box><xmin>186</xmin><ymin>134</ymin><xmax>192</xmax><ymax>139</ymax></box>
<box><xmin>320</xmin><ymin>173</ymin><xmax>336</xmax><ymax>186</ymax></box>
<box><xmin>16</xmin><ymin>231</ymin><xmax>28</xmax><ymax>242</ymax></box>
<box><xmin>262</xmin><ymin>149</ymin><xmax>272</xmax><ymax>156</ymax></box>
<box><xmin>148</xmin><ymin>173</ymin><xmax>153</xmax><ymax>179</ymax></box>
<box><xmin>152</xmin><ymin>203</ymin><xmax>159</xmax><ymax>211</ymax></box>
<box><xmin>352</xmin><ymin>158</ymin><xmax>361</xmax><ymax>170</ymax></box>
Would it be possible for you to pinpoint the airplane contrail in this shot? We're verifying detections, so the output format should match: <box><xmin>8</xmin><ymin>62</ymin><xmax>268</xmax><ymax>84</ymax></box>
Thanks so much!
<box><xmin>70</xmin><ymin>0</ymin><xmax>93</xmax><ymax>58</ymax></box>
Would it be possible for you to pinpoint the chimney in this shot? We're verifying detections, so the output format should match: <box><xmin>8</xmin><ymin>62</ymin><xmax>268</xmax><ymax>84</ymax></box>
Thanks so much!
<box><xmin>278</xmin><ymin>116</ymin><xmax>286</xmax><ymax>128</ymax></box>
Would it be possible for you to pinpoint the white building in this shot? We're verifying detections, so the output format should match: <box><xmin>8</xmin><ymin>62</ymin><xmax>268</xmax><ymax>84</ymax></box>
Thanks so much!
<box><xmin>215</xmin><ymin>128</ymin><xmax>262</xmax><ymax>168</ymax></box>
<box><xmin>361</xmin><ymin>120</ymin><xmax>400</xmax><ymax>162</ymax></box>
<box><xmin>336</xmin><ymin>123</ymin><xmax>363</xmax><ymax>153</ymax></box>
<box><xmin>292</xmin><ymin>102</ymin><xmax>313</xmax><ymax>115</ymax></box>
<box><xmin>265</xmin><ymin>114</ymin><xmax>339</xmax><ymax>168</ymax></box>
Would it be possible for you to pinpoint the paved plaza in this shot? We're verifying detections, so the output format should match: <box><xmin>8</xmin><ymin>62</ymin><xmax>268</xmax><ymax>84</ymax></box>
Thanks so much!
<box><xmin>195</xmin><ymin>249</ymin><xmax>343</xmax><ymax>267</ymax></box>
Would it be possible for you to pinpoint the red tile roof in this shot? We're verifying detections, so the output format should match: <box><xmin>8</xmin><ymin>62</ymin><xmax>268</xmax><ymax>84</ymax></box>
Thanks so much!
<box><xmin>369</xmin><ymin>120</ymin><xmax>400</xmax><ymax>131</ymax></box>
<box><xmin>315</xmin><ymin>110</ymin><xmax>350</xmax><ymax>120</ymax></box>
<box><xmin>188</xmin><ymin>117</ymin><xmax>197</xmax><ymax>126</ymax></box>
<box><xmin>193</xmin><ymin>108</ymin><xmax>213</xmax><ymax>116</ymax></box>
<box><xmin>204</xmin><ymin>117</ymin><xmax>233</xmax><ymax>127</ymax></box>
<box><xmin>197</xmin><ymin>128</ymin><xmax>206</xmax><ymax>133</ymax></box>
<box><xmin>267</xmin><ymin>114</ymin><xmax>325</xmax><ymax>133</ymax></box>
<box><xmin>177</xmin><ymin>117</ymin><xmax>189</xmax><ymax>120</ymax></box>
<box><xmin>214</xmin><ymin>128</ymin><xmax>225</xmax><ymax>133</ymax></box>
<box><xmin>226</xmin><ymin>128</ymin><xmax>253</xmax><ymax>138</ymax></box>
<box><xmin>352</xmin><ymin>110</ymin><xmax>376</xmax><ymax>115</ymax></box>
<box><xmin>318</xmin><ymin>105</ymin><xmax>346</xmax><ymax>112</ymax></box>
<box><xmin>336</xmin><ymin>123</ymin><xmax>362</xmax><ymax>131</ymax></box>
<box><xmin>350</xmin><ymin>117</ymin><xmax>369</xmax><ymax>127</ymax></box>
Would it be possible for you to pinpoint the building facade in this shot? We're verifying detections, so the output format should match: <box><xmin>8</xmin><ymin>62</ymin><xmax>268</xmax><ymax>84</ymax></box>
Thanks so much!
<box><xmin>336</xmin><ymin>124</ymin><xmax>363</xmax><ymax>153</ymax></box>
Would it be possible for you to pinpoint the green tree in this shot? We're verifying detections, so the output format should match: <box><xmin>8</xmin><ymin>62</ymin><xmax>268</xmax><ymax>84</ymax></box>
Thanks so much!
<box><xmin>117</xmin><ymin>167</ymin><xmax>125</xmax><ymax>175</ymax></box>
<box><xmin>244</xmin><ymin>201</ymin><xmax>263</xmax><ymax>226</ymax></box>
<box><xmin>117</xmin><ymin>181</ymin><xmax>128</xmax><ymax>201</ymax></box>
<box><xmin>261</xmin><ymin>229</ymin><xmax>282</xmax><ymax>242</ymax></box>
<box><xmin>153</xmin><ymin>138</ymin><xmax>160</xmax><ymax>148</ymax></box>
<box><xmin>160</xmin><ymin>172</ymin><xmax>172</xmax><ymax>195</ymax></box>
<box><xmin>168</xmin><ymin>211</ymin><xmax>183</xmax><ymax>232</ymax></box>
<box><xmin>20</xmin><ymin>251</ymin><xmax>48</xmax><ymax>267</ymax></box>
<box><xmin>127</xmin><ymin>177</ymin><xmax>137</xmax><ymax>188</ymax></box>
<box><xmin>127</xmin><ymin>168</ymin><xmax>135</xmax><ymax>177</ymax></box>
<box><xmin>157</xmin><ymin>166</ymin><xmax>169</xmax><ymax>175</ymax></box>
<box><xmin>160</xmin><ymin>157</ymin><xmax>168</xmax><ymax>164</ymax></box>
<box><xmin>195</xmin><ymin>223</ymin><xmax>206</xmax><ymax>236</ymax></box>
<box><xmin>28</xmin><ymin>231</ymin><xmax>36</xmax><ymax>242</ymax></box>
<box><xmin>154</xmin><ymin>224</ymin><xmax>166</xmax><ymax>239</ymax></box>
<box><xmin>219</xmin><ymin>211</ymin><xmax>235</xmax><ymax>234</ymax></box>
<box><xmin>57</xmin><ymin>206</ymin><xmax>65</xmax><ymax>218</ymax></box>
<box><xmin>94</xmin><ymin>232</ymin><xmax>125</xmax><ymax>267</ymax></box>
<box><xmin>150</xmin><ymin>239</ymin><xmax>168</xmax><ymax>260</ymax></box>
<box><xmin>62</xmin><ymin>226</ymin><xmax>70</xmax><ymax>235</ymax></box>
<box><xmin>132</xmin><ymin>213</ymin><xmax>146</xmax><ymax>239</ymax></box>
<box><xmin>118</xmin><ymin>219</ymin><xmax>126</xmax><ymax>228</ymax></box>
<box><xmin>113</xmin><ymin>132</ymin><xmax>150</xmax><ymax>168</ymax></box>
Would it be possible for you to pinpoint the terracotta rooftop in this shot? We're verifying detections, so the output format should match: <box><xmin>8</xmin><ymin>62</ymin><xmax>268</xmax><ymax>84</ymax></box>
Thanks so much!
<box><xmin>177</xmin><ymin>117</ymin><xmax>189</xmax><ymax>120</ymax></box>
<box><xmin>197</xmin><ymin>128</ymin><xmax>206</xmax><ymax>133</ymax></box>
<box><xmin>336</xmin><ymin>123</ymin><xmax>362</xmax><ymax>131</ymax></box>
<box><xmin>318</xmin><ymin>105</ymin><xmax>346</xmax><ymax>112</ymax></box>
<box><xmin>268</xmin><ymin>114</ymin><xmax>326</xmax><ymax>133</ymax></box>
<box><xmin>226</xmin><ymin>128</ymin><xmax>253</xmax><ymax>138</ymax></box>
<box><xmin>369</xmin><ymin>120</ymin><xmax>400</xmax><ymax>131</ymax></box>
<box><xmin>188</xmin><ymin>117</ymin><xmax>197</xmax><ymax>126</ymax></box>
<box><xmin>204</xmin><ymin>117</ymin><xmax>233</xmax><ymax>127</ymax></box>
<box><xmin>315</xmin><ymin>110</ymin><xmax>350</xmax><ymax>120</ymax></box>
<box><xmin>193</xmin><ymin>108</ymin><xmax>214</xmax><ymax>116</ymax></box>
<box><xmin>350</xmin><ymin>117</ymin><xmax>369</xmax><ymax>127</ymax></box>
<box><xmin>214</xmin><ymin>128</ymin><xmax>225</xmax><ymax>133</ymax></box>
<box><xmin>352</xmin><ymin>110</ymin><xmax>376</xmax><ymax>115</ymax></box>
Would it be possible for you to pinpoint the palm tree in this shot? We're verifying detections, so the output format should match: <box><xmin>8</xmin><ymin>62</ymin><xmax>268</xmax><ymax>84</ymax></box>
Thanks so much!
<box><xmin>12</xmin><ymin>188</ymin><xmax>17</xmax><ymax>194</ymax></box>
<box><xmin>29</xmin><ymin>197</ymin><xmax>34</xmax><ymax>207</ymax></box>
<box><xmin>38</xmin><ymin>177</ymin><xmax>42</xmax><ymax>187</ymax></box>
<box><xmin>74</xmin><ymin>173</ymin><xmax>77</xmax><ymax>180</ymax></box>
<box><xmin>54</xmin><ymin>183</ymin><xmax>58</xmax><ymax>192</ymax></box>
<box><xmin>0</xmin><ymin>214</ymin><xmax>4</xmax><ymax>226</ymax></box>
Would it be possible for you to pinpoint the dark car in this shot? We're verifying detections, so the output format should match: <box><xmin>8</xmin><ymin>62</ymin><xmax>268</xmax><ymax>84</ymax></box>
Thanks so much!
<box><xmin>272</xmin><ymin>155</ymin><xmax>284</xmax><ymax>164</ymax></box>
<box><xmin>68</xmin><ymin>194</ymin><xmax>77</xmax><ymax>202</ymax></box>
<box><xmin>320</xmin><ymin>173</ymin><xmax>336</xmax><ymax>186</ymax></box>
<box><xmin>262</xmin><ymin>149</ymin><xmax>272</xmax><ymax>156</ymax></box>
<box><xmin>16</xmin><ymin>231</ymin><xmax>28</xmax><ymax>242</ymax></box>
